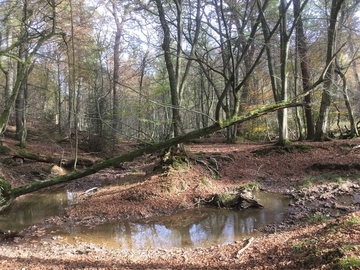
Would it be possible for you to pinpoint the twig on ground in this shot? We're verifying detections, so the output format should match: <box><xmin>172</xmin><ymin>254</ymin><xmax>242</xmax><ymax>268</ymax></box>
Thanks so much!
<box><xmin>236</xmin><ymin>237</ymin><xmax>254</xmax><ymax>258</ymax></box>
<box><xmin>349</xmin><ymin>145</ymin><xmax>360</xmax><ymax>154</ymax></box>
<box><xmin>254</xmin><ymin>164</ymin><xmax>263</xmax><ymax>175</ymax></box>
<box><xmin>196</xmin><ymin>159</ymin><xmax>220</xmax><ymax>177</ymax></box>
<box><xmin>193</xmin><ymin>195</ymin><xmax>215</xmax><ymax>207</ymax></box>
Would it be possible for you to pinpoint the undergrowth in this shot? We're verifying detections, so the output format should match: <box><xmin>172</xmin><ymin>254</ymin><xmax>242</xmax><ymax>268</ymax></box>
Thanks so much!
<box><xmin>333</xmin><ymin>256</ymin><xmax>360</xmax><ymax>270</ymax></box>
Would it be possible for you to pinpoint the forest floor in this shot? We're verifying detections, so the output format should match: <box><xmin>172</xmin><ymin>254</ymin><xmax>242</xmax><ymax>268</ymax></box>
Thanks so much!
<box><xmin>0</xmin><ymin>122</ymin><xmax>360</xmax><ymax>269</ymax></box>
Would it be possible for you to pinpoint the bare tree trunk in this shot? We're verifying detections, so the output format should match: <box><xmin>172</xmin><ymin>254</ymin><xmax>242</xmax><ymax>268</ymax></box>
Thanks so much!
<box><xmin>155</xmin><ymin>0</ymin><xmax>183</xmax><ymax>138</ymax></box>
<box><xmin>314</xmin><ymin>0</ymin><xmax>345</xmax><ymax>141</ymax></box>
<box><xmin>15</xmin><ymin>1</ymin><xmax>31</xmax><ymax>148</ymax></box>
<box><xmin>67</xmin><ymin>0</ymin><xmax>75</xmax><ymax>134</ymax></box>
<box><xmin>109</xmin><ymin>1</ymin><xmax>125</xmax><ymax>134</ymax></box>
<box><xmin>0</xmin><ymin>0</ymin><xmax>56</xmax><ymax>136</ymax></box>
<box><xmin>294</xmin><ymin>0</ymin><xmax>314</xmax><ymax>140</ymax></box>
<box><xmin>73</xmin><ymin>78</ymin><xmax>82</xmax><ymax>169</ymax></box>
<box><xmin>56</xmin><ymin>55</ymin><xmax>63</xmax><ymax>133</ymax></box>
<box><xmin>3</xmin><ymin>23</ymin><xmax>14</xmax><ymax>104</ymax></box>
<box><xmin>0</xmin><ymin>61</ymin><xmax>31</xmax><ymax>137</ymax></box>
<box><xmin>68</xmin><ymin>0</ymin><xmax>79</xmax><ymax>167</ymax></box>
<box><xmin>277</xmin><ymin>0</ymin><xmax>292</xmax><ymax>145</ymax></box>
<box><xmin>335</xmin><ymin>65</ymin><xmax>358</xmax><ymax>137</ymax></box>
<box><xmin>15</xmin><ymin>66</ymin><xmax>27</xmax><ymax>148</ymax></box>
<box><xmin>348</xmin><ymin>36</ymin><xmax>360</xmax><ymax>116</ymax></box>
<box><xmin>0</xmin><ymin>23</ymin><xmax>15</xmax><ymax>139</ymax></box>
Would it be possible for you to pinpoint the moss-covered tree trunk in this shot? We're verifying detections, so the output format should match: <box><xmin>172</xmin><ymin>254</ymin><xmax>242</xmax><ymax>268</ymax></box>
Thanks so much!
<box><xmin>1</xmin><ymin>101</ymin><xmax>303</xmax><ymax>204</ymax></box>
<box><xmin>1</xmin><ymin>54</ymin><xmax>338</xmax><ymax>209</ymax></box>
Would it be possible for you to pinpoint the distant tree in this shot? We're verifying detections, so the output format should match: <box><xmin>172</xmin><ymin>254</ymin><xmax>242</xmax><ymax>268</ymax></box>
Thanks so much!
<box><xmin>153</xmin><ymin>0</ymin><xmax>202</xmax><ymax>139</ymax></box>
<box><xmin>196</xmin><ymin>0</ymin><xmax>273</xmax><ymax>142</ymax></box>
<box><xmin>107</xmin><ymin>0</ymin><xmax>132</xmax><ymax>134</ymax></box>
<box><xmin>15</xmin><ymin>1</ymin><xmax>32</xmax><ymax>148</ymax></box>
<box><xmin>0</xmin><ymin>0</ymin><xmax>58</xmax><ymax>141</ymax></box>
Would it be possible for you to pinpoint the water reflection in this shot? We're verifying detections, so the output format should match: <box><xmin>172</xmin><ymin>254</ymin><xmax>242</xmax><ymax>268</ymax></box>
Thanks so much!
<box><xmin>0</xmin><ymin>191</ymin><xmax>68</xmax><ymax>231</ymax></box>
<box><xmin>59</xmin><ymin>192</ymin><xmax>290</xmax><ymax>249</ymax></box>
<box><xmin>0</xmin><ymin>189</ymin><xmax>292</xmax><ymax>249</ymax></box>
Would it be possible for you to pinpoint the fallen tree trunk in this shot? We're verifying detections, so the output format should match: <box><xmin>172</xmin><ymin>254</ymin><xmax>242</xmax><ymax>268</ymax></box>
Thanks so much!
<box><xmin>0</xmin><ymin>50</ymin><xmax>342</xmax><ymax>211</ymax></box>
<box><xmin>12</xmin><ymin>101</ymin><xmax>303</xmax><ymax>197</ymax></box>
<box><xmin>12</xmin><ymin>151</ymin><xmax>56</xmax><ymax>163</ymax></box>
<box><xmin>12</xmin><ymin>150</ymin><xmax>95</xmax><ymax>167</ymax></box>
<box><xmin>1</xmin><ymin>101</ymin><xmax>303</xmax><ymax>208</ymax></box>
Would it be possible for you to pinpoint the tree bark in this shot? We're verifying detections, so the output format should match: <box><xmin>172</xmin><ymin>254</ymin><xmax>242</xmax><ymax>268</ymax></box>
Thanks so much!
<box><xmin>0</xmin><ymin>28</ymin><xmax>14</xmax><ymax>139</ymax></box>
<box><xmin>0</xmin><ymin>0</ymin><xmax>57</xmax><ymax>143</ymax></box>
<box><xmin>335</xmin><ymin>66</ymin><xmax>358</xmax><ymax>137</ymax></box>
<box><xmin>15</xmin><ymin>2</ymin><xmax>32</xmax><ymax>148</ymax></box>
<box><xmin>294</xmin><ymin>0</ymin><xmax>314</xmax><ymax>140</ymax></box>
<box><xmin>276</xmin><ymin>0</ymin><xmax>293</xmax><ymax>145</ymax></box>
<box><xmin>314</xmin><ymin>0</ymin><xmax>345</xmax><ymax>140</ymax></box>
<box><xmin>155</xmin><ymin>0</ymin><xmax>182</xmax><ymax>137</ymax></box>
<box><xmin>109</xmin><ymin>1</ymin><xmax>126</xmax><ymax>134</ymax></box>
<box><xmin>15</xmin><ymin>61</ymin><xmax>27</xmax><ymax>148</ymax></box>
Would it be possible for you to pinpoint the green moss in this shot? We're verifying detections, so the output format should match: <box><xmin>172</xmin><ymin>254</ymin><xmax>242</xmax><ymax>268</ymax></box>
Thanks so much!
<box><xmin>310</xmin><ymin>213</ymin><xmax>329</xmax><ymax>223</ymax></box>
<box><xmin>346</xmin><ymin>216</ymin><xmax>360</xmax><ymax>226</ymax></box>
<box><xmin>333</xmin><ymin>256</ymin><xmax>360</xmax><ymax>270</ymax></box>
<box><xmin>214</xmin><ymin>192</ymin><xmax>238</xmax><ymax>207</ymax></box>
<box><xmin>200</xmin><ymin>176</ymin><xmax>212</xmax><ymax>187</ymax></box>
<box><xmin>0</xmin><ymin>177</ymin><xmax>11</xmax><ymax>196</ymax></box>
<box><xmin>300</xmin><ymin>176</ymin><xmax>315</xmax><ymax>189</ymax></box>
<box><xmin>0</xmin><ymin>145</ymin><xmax>11</xmax><ymax>155</ymax></box>
<box><xmin>292</xmin><ymin>239</ymin><xmax>317</xmax><ymax>252</ymax></box>
<box><xmin>171</xmin><ymin>157</ymin><xmax>189</xmax><ymax>170</ymax></box>
<box><xmin>342</xmin><ymin>244</ymin><xmax>359</xmax><ymax>251</ymax></box>
<box><xmin>275</xmin><ymin>139</ymin><xmax>292</xmax><ymax>146</ymax></box>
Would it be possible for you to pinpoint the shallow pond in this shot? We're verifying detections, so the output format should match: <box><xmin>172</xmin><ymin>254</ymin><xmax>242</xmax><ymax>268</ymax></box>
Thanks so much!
<box><xmin>0</xmin><ymin>190</ymin><xmax>69</xmax><ymax>231</ymax></box>
<box><xmin>0</xmin><ymin>190</ymin><xmax>291</xmax><ymax>249</ymax></box>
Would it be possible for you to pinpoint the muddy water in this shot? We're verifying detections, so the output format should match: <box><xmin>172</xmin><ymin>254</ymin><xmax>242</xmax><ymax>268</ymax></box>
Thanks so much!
<box><xmin>0</xmin><ymin>190</ymin><xmax>291</xmax><ymax>249</ymax></box>
<box><xmin>0</xmin><ymin>190</ymin><xmax>70</xmax><ymax>231</ymax></box>
<box><xmin>55</xmin><ymin>192</ymin><xmax>291</xmax><ymax>249</ymax></box>
<box><xmin>339</xmin><ymin>193</ymin><xmax>360</xmax><ymax>205</ymax></box>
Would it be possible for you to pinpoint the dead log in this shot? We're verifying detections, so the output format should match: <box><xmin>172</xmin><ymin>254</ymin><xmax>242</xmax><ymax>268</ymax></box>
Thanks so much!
<box><xmin>210</xmin><ymin>189</ymin><xmax>264</xmax><ymax>209</ymax></box>
<box><xmin>60</xmin><ymin>158</ymin><xmax>95</xmax><ymax>168</ymax></box>
<box><xmin>13</xmin><ymin>151</ymin><xmax>56</xmax><ymax>163</ymax></box>
<box><xmin>11</xmin><ymin>150</ymin><xmax>95</xmax><ymax>168</ymax></box>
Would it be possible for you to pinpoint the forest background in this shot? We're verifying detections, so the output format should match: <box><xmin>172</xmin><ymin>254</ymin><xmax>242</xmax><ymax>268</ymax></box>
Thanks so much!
<box><xmin>0</xmin><ymin>0</ymin><xmax>359</xmax><ymax>158</ymax></box>
<box><xmin>1</xmin><ymin>2</ymin><xmax>360</xmax><ymax>268</ymax></box>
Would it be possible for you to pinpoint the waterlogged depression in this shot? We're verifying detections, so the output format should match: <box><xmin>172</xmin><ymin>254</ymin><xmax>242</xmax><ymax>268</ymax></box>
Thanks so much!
<box><xmin>0</xmin><ymin>190</ymin><xmax>291</xmax><ymax>249</ymax></box>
